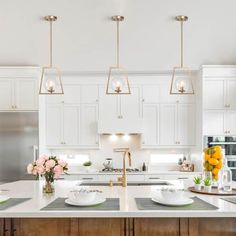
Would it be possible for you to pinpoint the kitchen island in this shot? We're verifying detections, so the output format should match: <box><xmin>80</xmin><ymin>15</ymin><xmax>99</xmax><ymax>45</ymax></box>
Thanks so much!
<box><xmin>0</xmin><ymin>180</ymin><xmax>236</xmax><ymax>235</ymax></box>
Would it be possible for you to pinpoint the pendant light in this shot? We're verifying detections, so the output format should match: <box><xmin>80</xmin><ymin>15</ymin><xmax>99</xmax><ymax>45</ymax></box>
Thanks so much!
<box><xmin>39</xmin><ymin>15</ymin><xmax>64</xmax><ymax>95</ymax></box>
<box><xmin>170</xmin><ymin>15</ymin><xmax>194</xmax><ymax>95</ymax></box>
<box><xmin>106</xmin><ymin>15</ymin><xmax>131</xmax><ymax>95</ymax></box>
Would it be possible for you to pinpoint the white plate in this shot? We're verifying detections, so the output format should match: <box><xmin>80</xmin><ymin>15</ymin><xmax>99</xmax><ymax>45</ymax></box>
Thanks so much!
<box><xmin>0</xmin><ymin>196</ymin><xmax>9</xmax><ymax>203</ymax></box>
<box><xmin>65</xmin><ymin>196</ymin><xmax>106</xmax><ymax>206</ymax></box>
<box><xmin>151</xmin><ymin>196</ymin><xmax>194</xmax><ymax>206</ymax></box>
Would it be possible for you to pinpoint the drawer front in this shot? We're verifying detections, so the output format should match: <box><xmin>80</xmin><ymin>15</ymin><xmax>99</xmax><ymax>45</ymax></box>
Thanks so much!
<box><xmin>98</xmin><ymin>174</ymin><xmax>145</xmax><ymax>182</ymax></box>
<box><xmin>144</xmin><ymin>175</ymin><xmax>165</xmax><ymax>181</ymax></box>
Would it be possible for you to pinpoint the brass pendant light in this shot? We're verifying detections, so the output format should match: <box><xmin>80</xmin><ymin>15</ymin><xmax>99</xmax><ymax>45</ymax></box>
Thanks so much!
<box><xmin>39</xmin><ymin>15</ymin><xmax>64</xmax><ymax>95</ymax></box>
<box><xmin>170</xmin><ymin>15</ymin><xmax>194</xmax><ymax>95</ymax></box>
<box><xmin>106</xmin><ymin>15</ymin><xmax>131</xmax><ymax>95</ymax></box>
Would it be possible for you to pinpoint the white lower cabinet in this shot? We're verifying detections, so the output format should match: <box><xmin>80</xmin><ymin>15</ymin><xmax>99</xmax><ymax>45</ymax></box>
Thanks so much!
<box><xmin>142</xmin><ymin>103</ymin><xmax>195</xmax><ymax>148</ymax></box>
<box><xmin>45</xmin><ymin>104</ymin><xmax>99</xmax><ymax>148</ymax></box>
<box><xmin>98</xmin><ymin>174</ymin><xmax>145</xmax><ymax>182</ymax></box>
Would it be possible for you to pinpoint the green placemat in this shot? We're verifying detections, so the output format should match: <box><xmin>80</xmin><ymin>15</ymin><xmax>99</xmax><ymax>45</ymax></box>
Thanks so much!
<box><xmin>221</xmin><ymin>198</ymin><xmax>236</xmax><ymax>204</ymax></box>
<box><xmin>41</xmin><ymin>198</ymin><xmax>120</xmax><ymax>211</ymax></box>
<box><xmin>0</xmin><ymin>198</ymin><xmax>31</xmax><ymax>210</ymax></box>
<box><xmin>135</xmin><ymin>197</ymin><xmax>218</xmax><ymax>210</ymax></box>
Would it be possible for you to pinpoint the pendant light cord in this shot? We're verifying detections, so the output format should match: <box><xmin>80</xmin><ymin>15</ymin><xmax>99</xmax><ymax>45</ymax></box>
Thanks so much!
<box><xmin>180</xmin><ymin>21</ymin><xmax>184</xmax><ymax>67</ymax></box>
<box><xmin>116</xmin><ymin>20</ymin><xmax>120</xmax><ymax>67</ymax></box>
<box><xmin>49</xmin><ymin>20</ymin><xmax>53</xmax><ymax>67</ymax></box>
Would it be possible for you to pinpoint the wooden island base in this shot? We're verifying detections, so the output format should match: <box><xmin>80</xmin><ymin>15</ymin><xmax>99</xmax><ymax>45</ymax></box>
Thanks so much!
<box><xmin>1</xmin><ymin>218</ymin><xmax>236</xmax><ymax>236</ymax></box>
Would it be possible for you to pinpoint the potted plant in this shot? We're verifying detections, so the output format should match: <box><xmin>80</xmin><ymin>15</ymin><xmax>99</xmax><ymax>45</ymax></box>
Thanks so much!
<box><xmin>203</xmin><ymin>177</ymin><xmax>212</xmax><ymax>192</ymax></box>
<box><xmin>83</xmin><ymin>161</ymin><xmax>92</xmax><ymax>172</ymax></box>
<box><xmin>27</xmin><ymin>155</ymin><xmax>68</xmax><ymax>193</ymax></box>
<box><xmin>193</xmin><ymin>176</ymin><xmax>202</xmax><ymax>191</ymax></box>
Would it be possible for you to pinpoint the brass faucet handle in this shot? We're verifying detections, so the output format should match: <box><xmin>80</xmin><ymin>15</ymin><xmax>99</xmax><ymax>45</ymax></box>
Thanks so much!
<box><xmin>117</xmin><ymin>176</ymin><xmax>123</xmax><ymax>182</ymax></box>
<box><xmin>109</xmin><ymin>180</ymin><xmax>113</xmax><ymax>187</ymax></box>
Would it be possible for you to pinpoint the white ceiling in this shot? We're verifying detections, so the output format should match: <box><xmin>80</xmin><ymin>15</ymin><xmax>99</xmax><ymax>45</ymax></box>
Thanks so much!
<box><xmin>1</xmin><ymin>0</ymin><xmax>236</xmax><ymax>71</ymax></box>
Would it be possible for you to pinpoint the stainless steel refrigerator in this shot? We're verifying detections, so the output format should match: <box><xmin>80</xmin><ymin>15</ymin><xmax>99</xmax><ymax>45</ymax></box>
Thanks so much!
<box><xmin>0</xmin><ymin>112</ymin><xmax>39</xmax><ymax>183</ymax></box>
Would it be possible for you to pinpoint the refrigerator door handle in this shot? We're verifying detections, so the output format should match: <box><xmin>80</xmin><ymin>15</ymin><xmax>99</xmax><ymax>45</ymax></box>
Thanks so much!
<box><xmin>33</xmin><ymin>145</ymin><xmax>39</xmax><ymax>162</ymax></box>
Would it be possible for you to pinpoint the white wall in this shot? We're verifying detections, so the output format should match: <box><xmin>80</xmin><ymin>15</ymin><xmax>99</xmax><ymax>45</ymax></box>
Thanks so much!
<box><xmin>1</xmin><ymin>0</ymin><xmax>236</xmax><ymax>71</ymax></box>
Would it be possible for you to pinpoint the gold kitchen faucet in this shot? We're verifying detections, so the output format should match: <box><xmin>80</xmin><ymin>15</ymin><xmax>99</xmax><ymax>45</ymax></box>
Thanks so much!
<box><xmin>114</xmin><ymin>148</ymin><xmax>132</xmax><ymax>187</ymax></box>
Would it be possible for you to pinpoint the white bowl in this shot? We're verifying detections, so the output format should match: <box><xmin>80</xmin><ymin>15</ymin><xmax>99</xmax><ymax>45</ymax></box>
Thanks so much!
<box><xmin>69</xmin><ymin>188</ymin><xmax>97</xmax><ymax>203</ymax></box>
<box><xmin>159</xmin><ymin>187</ymin><xmax>184</xmax><ymax>202</ymax></box>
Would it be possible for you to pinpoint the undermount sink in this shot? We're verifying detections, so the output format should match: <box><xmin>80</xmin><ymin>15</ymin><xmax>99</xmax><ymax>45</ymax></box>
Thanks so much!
<box><xmin>79</xmin><ymin>181</ymin><xmax>171</xmax><ymax>186</ymax></box>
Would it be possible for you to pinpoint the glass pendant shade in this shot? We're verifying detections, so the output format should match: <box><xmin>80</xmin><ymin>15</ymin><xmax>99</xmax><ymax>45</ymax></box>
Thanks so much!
<box><xmin>170</xmin><ymin>66</ymin><xmax>194</xmax><ymax>94</ymax></box>
<box><xmin>39</xmin><ymin>15</ymin><xmax>63</xmax><ymax>95</ymax></box>
<box><xmin>170</xmin><ymin>15</ymin><xmax>194</xmax><ymax>95</ymax></box>
<box><xmin>106</xmin><ymin>67</ymin><xmax>130</xmax><ymax>94</ymax></box>
<box><xmin>106</xmin><ymin>15</ymin><xmax>131</xmax><ymax>95</ymax></box>
<box><xmin>39</xmin><ymin>67</ymin><xmax>63</xmax><ymax>94</ymax></box>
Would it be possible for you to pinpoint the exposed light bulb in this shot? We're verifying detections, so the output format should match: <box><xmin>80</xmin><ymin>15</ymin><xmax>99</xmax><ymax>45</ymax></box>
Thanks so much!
<box><xmin>45</xmin><ymin>79</ymin><xmax>56</xmax><ymax>93</ymax></box>
<box><xmin>112</xmin><ymin>77</ymin><xmax>125</xmax><ymax>93</ymax></box>
<box><xmin>175</xmin><ymin>77</ymin><xmax>189</xmax><ymax>93</ymax></box>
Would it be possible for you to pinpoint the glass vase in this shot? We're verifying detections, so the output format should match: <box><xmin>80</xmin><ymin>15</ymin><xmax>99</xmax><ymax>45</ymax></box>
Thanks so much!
<box><xmin>43</xmin><ymin>180</ymin><xmax>54</xmax><ymax>194</ymax></box>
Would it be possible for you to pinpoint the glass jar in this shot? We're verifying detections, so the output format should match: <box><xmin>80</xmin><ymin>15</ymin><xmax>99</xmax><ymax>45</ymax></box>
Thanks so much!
<box><xmin>219</xmin><ymin>157</ymin><xmax>232</xmax><ymax>192</ymax></box>
<box><xmin>203</xmin><ymin>146</ymin><xmax>223</xmax><ymax>184</ymax></box>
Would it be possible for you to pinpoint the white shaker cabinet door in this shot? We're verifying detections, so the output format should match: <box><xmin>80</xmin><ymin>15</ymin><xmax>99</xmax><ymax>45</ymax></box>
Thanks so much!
<box><xmin>80</xmin><ymin>105</ymin><xmax>99</xmax><ymax>146</ymax></box>
<box><xmin>226</xmin><ymin>80</ymin><xmax>236</xmax><ymax>109</ymax></box>
<box><xmin>142</xmin><ymin>105</ymin><xmax>159</xmax><ymax>146</ymax></box>
<box><xmin>203</xmin><ymin>111</ymin><xmax>225</xmax><ymax>135</ymax></box>
<box><xmin>203</xmin><ymin>80</ymin><xmax>225</xmax><ymax>109</ymax></box>
<box><xmin>63</xmin><ymin>106</ymin><xmax>79</xmax><ymax>145</ymax></box>
<box><xmin>225</xmin><ymin>111</ymin><xmax>236</xmax><ymax>135</ymax></box>
<box><xmin>46</xmin><ymin>104</ymin><xmax>63</xmax><ymax>146</ymax></box>
<box><xmin>80</xmin><ymin>85</ymin><xmax>99</xmax><ymax>103</ymax></box>
<box><xmin>120</xmin><ymin>86</ymin><xmax>141</xmax><ymax>119</ymax></box>
<box><xmin>15</xmin><ymin>79</ymin><xmax>38</xmax><ymax>110</ymax></box>
<box><xmin>177</xmin><ymin>104</ymin><xmax>195</xmax><ymax>146</ymax></box>
<box><xmin>159</xmin><ymin>104</ymin><xmax>177</xmax><ymax>145</ymax></box>
<box><xmin>0</xmin><ymin>79</ymin><xmax>13</xmax><ymax>110</ymax></box>
<box><xmin>142</xmin><ymin>85</ymin><xmax>159</xmax><ymax>103</ymax></box>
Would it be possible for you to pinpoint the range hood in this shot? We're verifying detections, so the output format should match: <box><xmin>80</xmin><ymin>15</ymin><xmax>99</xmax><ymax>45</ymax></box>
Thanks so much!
<box><xmin>98</xmin><ymin>117</ymin><xmax>143</xmax><ymax>134</ymax></box>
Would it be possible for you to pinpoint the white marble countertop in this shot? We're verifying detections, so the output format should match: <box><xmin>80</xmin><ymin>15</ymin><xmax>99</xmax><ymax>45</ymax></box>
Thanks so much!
<box><xmin>0</xmin><ymin>180</ymin><xmax>236</xmax><ymax>218</ymax></box>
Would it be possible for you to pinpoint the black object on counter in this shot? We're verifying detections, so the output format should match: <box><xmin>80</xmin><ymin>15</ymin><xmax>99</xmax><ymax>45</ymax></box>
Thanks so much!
<box><xmin>142</xmin><ymin>162</ymin><xmax>147</xmax><ymax>171</ymax></box>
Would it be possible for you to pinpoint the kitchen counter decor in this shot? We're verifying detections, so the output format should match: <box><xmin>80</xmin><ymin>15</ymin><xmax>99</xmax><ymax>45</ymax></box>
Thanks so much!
<box><xmin>203</xmin><ymin>146</ymin><xmax>222</xmax><ymax>183</ymax></box>
<box><xmin>27</xmin><ymin>155</ymin><xmax>68</xmax><ymax>193</ymax></box>
<box><xmin>188</xmin><ymin>186</ymin><xmax>236</xmax><ymax>195</ymax></box>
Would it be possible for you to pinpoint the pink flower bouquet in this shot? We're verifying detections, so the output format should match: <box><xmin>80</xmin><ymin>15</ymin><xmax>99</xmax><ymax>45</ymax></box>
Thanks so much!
<box><xmin>27</xmin><ymin>155</ymin><xmax>68</xmax><ymax>193</ymax></box>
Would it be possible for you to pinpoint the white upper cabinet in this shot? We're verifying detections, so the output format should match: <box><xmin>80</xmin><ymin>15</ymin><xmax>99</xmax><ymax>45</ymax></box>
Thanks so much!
<box><xmin>203</xmin><ymin>110</ymin><xmax>236</xmax><ymax>136</ymax></box>
<box><xmin>142</xmin><ymin>85</ymin><xmax>159</xmax><ymax>103</ymax></box>
<box><xmin>80</xmin><ymin>104</ymin><xmax>99</xmax><ymax>146</ymax></box>
<box><xmin>142</xmin><ymin>103</ymin><xmax>195</xmax><ymax>148</ymax></box>
<box><xmin>98</xmin><ymin>86</ymin><xmax>142</xmax><ymax>134</ymax></box>
<box><xmin>159</xmin><ymin>104</ymin><xmax>176</xmax><ymax>146</ymax></box>
<box><xmin>45</xmin><ymin>104</ymin><xmax>99</xmax><ymax>149</ymax></box>
<box><xmin>0</xmin><ymin>67</ymin><xmax>39</xmax><ymax>111</ymax></box>
<box><xmin>120</xmin><ymin>86</ymin><xmax>141</xmax><ymax>119</ymax></box>
<box><xmin>0</xmin><ymin>78</ymin><xmax>38</xmax><ymax>111</ymax></box>
<box><xmin>0</xmin><ymin>79</ymin><xmax>13</xmax><ymax>110</ymax></box>
<box><xmin>225</xmin><ymin>111</ymin><xmax>236</xmax><ymax>135</ymax></box>
<box><xmin>81</xmin><ymin>85</ymin><xmax>99</xmax><ymax>103</ymax></box>
<box><xmin>63</xmin><ymin>106</ymin><xmax>79</xmax><ymax>145</ymax></box>
<box><xmin>202</xmin><ymin>66</ymin><xmax>236</xmax><ymax>136</ymax></box>
<box><xmin>177</xmin><ymin>104</ymin><xmax>195</xmax><ymax>145</ymax></box>
<box><xmin>142</xmin><ymin>105</ymin><xmax>159</xmax><ymax>146</ymax></box>
<box><xmin>46</xmin><ymin>104</ymin><xmax>62</xmax><ymax>146</ymax></box>
<box><xmin>15</xmin><ymin>79</ymin><xmax>38</xmax><ymax>110</ymax></box>
<box><xmin>46</xmin><ymin>84</ymin><xmax>99</xmax><ymax>104</ymax></box>
<box><xmin>225</xmin><ymin>80</ymin><xmax>236</xmax><ymax>109</ymax></box>
<box><xmin>203</xmin><ymin>80</ymin><xmax>224</xmax><ymax>109</ymax></box>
